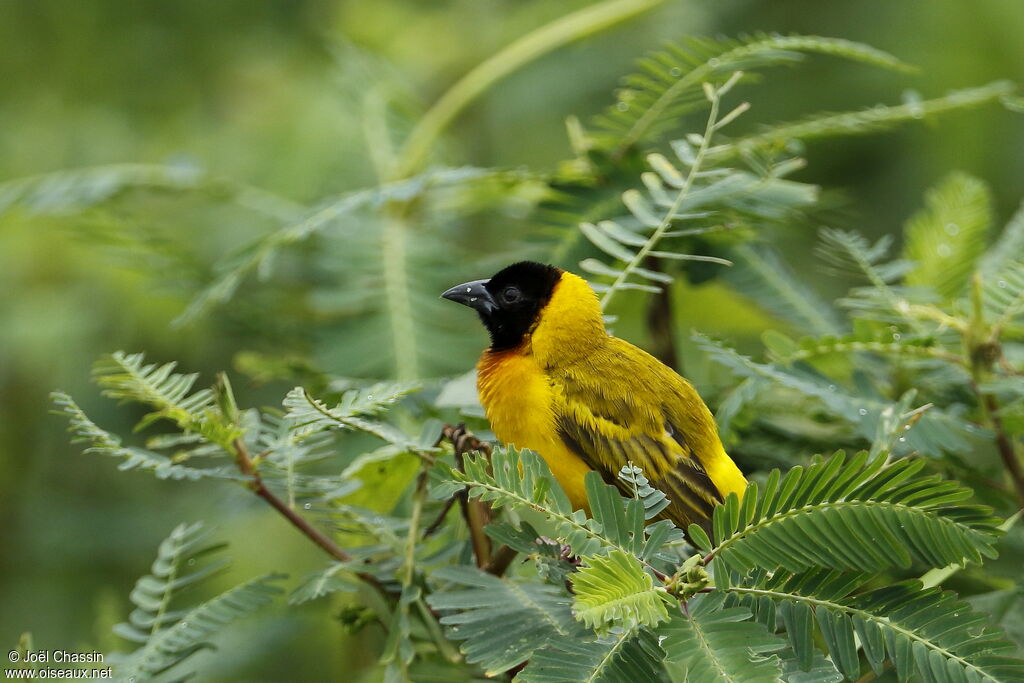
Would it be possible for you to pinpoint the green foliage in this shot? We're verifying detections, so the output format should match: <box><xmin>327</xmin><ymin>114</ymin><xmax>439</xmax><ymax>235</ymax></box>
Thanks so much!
<box><xmin>108</xmin><ymin>522</ymin><xmax>283</xmax><ymax>682</ymax></box>
<box><xmin>51</xmin><ymin>391</ymin><xmax>243</xmax><ymax>481</ymax></box>
<box><xmin>581</xmin><ymin>72</ymin><xmax>819</xmax><ymax>310</ymax></box>
<box><xmin>661</xmin><ymin>592</ymin><xmax>785</xmax><ymax>683</ymax></box>
<box><xmin>903</xmin><ymin>172</ymin><xmax>992</xmax><ymax>299</ymax></box>
<box><xmin>27</xmin><ymin>16</ymin><xmax>1024</xmax><ymax>683</ymax></box>
<box><xmin>432</xmin><ymin>446</ymin><xmax>683</xmax><ymax>562</ymax></box>
<box><xmin>693</xmin><ymin>451</ymin><xmax>1001</xmax><ymax>574</ymax></box>
<box><xmin>426</xmin><ymin>566</ymin><xmax>581</xmax><ymax>677</ymax></box>
<box><xmin>729</xmin><ymin>569</ymin><xmax>1024</xmax><ymax>682</ymax></box>
<box><xmin>571</xmin><ymin>550</ymin><xmax>671</xmax><ymax>633</ymax></box>
<box><xmin>695</xmin><ymin>334</ymin><xmax>974</xmax><ymax>457</ymax></box>
<box><xmin>93</xmin><ymin>351</ymin><xmax>241</xmax><ymax>447</ymax></box>
<box><xmin>282</xmin><ymin>383</ymin><xmax>420</xmax><ymax>445</ymax></box>
<box><xmin>617</xmin><ymin>462</ymin><xmax>670</xmax><ymax>518</ymax></box>
<box><xmin>719</xmin><ymin>82</ymin><xmax>1016</xmax><ymax>155</ymax></box>
<box><xmin>517</xmin><ymin>629</ymin><xmax>665</xmax><ymax>683</ymax></box>
<box><xmin>593</xmin><ymin>33</ymin><xmax>912</xmax><ymax>154</ymax></box>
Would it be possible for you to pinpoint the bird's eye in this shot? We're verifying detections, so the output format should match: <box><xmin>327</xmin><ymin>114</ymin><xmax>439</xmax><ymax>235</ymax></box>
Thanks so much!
<box><xmin>502</xmin><ymin>286</ymin><xmax>521</xmax><ymax>303</ymax></box>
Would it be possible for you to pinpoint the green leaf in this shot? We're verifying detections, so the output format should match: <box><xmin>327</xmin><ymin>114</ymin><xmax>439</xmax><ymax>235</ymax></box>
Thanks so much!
<box><xmin>433</xmin><ymin>447</ymin><xmax>681</xmax><ymax>563</ymax></box>
<box><xmin>108</xmin><ymin>522</ymin><xmax>283</xmax><ymax>682</ymax></box>
<box><xmin>660</xmin><ymin>592</ymin><xmax>785</xmax><ymax>683</ymax></box>
<box><xmin>283</xmin><ymin>384</ymin><xmax>420</xmax><ymax>445</ymax></box>
<box><xmin>726</xmin><ymin>245</ymin><xmax>844</xmax><ymax>336</ymax></box>
<box><xmin>730</xmin><ymin>570</ymin><xmax>1024</xmax><ymax>683</ymax></box>
<box><xmin>518</xmin><ymin>628</ymin><xmax>666</xmax><ymax>683</ymax></box>
<box><xmin>696</xmin><ymin>334</ymin><xmax>973</xmax><ymax>456</ymax></box>
<box><xmin>594</xmin><ymin>33</ymin><xmax>912</xmax><ymax>153</ymax></box>
<box><xmin>617</xmin><ymin>463</ymin><xmax>670</xmax><ymax>519</ymax></box>
<box><xmin>289</xmin><ymin>563</ymin><xmax>360</xmax><ymax>605</ymax></box>
<box><xmin>52</xmin><ymin>392</ymin><xmax>244</xmax><ymax>482</ymax></box>
<box><xmin>980</xmin><ymin>198</ymin><xmax>1024</xmax><ymax>274</ymax></box>
<box><xmin>91</xmin><ymin>351</ymin><xmax>240</xmax><ymax>448</ymax></box>
<box><xmin>571</xmin><ymin>550</ymin><xmax>671</xmax><ymax>633</ymax></box>
<box><xmin>426</xmin><ymin>566</ymin><xmax>581</xmax><ymax>677</ymax></box>
<box><xmin>718</xmin><ymin>82</ymin><xmax>1015</xmax><ymax>156</ymax></box>
<box><xmin>983</xmin><ymin>260</ymin><xmax>1024</xmax><ymax>333</ymax></box>
<box><xmin>903</xmin><ymin>172</ymin><xmax>992</xmax><ymax>299</ymax></box>
<box><xmin>705</xmin><ymin>451</ymin><xmax>1002</xmax><ymax>575</ymax></box>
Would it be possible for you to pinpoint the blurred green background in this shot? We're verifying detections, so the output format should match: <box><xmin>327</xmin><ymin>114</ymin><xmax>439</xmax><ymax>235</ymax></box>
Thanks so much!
<box><xmin>2</xmin><ymin>1</ymin><xmax>1022</xmax><ymax>680</ymax></box>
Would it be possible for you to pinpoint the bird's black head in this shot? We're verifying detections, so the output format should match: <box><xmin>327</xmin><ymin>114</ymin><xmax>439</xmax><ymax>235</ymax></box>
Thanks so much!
<box><xmin>441</xmin><ymin>261</ymin><xmax>563</xmax><ymax>351</ymax></box>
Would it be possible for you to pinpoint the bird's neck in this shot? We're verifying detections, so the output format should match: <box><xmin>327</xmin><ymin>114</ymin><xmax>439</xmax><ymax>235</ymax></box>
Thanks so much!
<box><xmin>528</xmin><ymin>272</ymin><xmax>607</xmax><ymax>368</ymax></box>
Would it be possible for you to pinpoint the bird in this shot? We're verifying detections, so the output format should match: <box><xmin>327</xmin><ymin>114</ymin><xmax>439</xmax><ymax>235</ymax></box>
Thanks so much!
<box><xmin>441</xmin><ymin>260</ymin><xmax>746</xmax><ymax>531</ymax></box>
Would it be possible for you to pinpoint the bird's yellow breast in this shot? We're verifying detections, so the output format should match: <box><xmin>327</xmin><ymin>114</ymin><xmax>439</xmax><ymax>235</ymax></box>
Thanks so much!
<box><xmin>477</xmin><ymin>348</ymin><xmax>593</xmax><ymax>509</ymax></box>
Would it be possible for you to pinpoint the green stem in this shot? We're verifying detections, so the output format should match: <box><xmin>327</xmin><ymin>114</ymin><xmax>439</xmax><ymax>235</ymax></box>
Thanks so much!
<box><xmin>393</xmin><ymin>0</ymin><xmax>663</xmax><ymax>179</ymax></box>
<box><xmin>381</xmin><ymin>214</ymin><xmax>420</xmax><ymax>382</ymax></box>
<box><xmin>601</xmin><ymin>85</ymin><xmax>721</xmax><ymax>312</ymax></box>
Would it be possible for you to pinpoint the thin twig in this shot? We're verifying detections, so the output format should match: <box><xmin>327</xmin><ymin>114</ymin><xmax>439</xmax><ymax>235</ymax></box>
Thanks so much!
<box><xmin>980</xmin><ymin>393</ymin><xmax>1024</xmax><ymax>505</ymax></box>
<box><xmin>231</xmin><ymin>437</ymin><xmax>390</xmax><ymax>594</ymax></box>
<box><xmin>444</xmin><ymin>424</ymin><xmax>495</xmax><ymax>568</ymax></box>
<box><xmin>484</xmin><ymin>545</ymin><xmax>520</xmax><ymax>577</ymax></box>
<box><xmin>233</xmin><ymin>438</ymin><xmax>351</xmax><ymax>562</ymax></box>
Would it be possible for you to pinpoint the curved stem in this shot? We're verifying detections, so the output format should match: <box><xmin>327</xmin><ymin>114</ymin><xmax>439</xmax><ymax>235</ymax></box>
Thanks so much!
<box><xmin>601</xmin><ymin>86</ymin><xmax>721</xmax><ymax>312</ymax></box>
<box><xmin>393</xmin><ymin>0</ymin><xmax>663</xmax><ymax>179</ymax></box>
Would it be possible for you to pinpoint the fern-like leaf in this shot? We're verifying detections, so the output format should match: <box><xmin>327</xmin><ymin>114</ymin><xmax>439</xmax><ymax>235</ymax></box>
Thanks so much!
<box><xmin>571</xmin><ymin>549</ymin><xmax>671</xmax><ymax>633</ymax></box>
<box><xmin>903</xmin><ymin>172</ymin><xmax>992</xmax><ymax>299</ymax></box>
<box><xmin>725</xmin><ymin>244</ymin><xmax>844</xmax><ymax>336</ymax></box>
<box><xmin>983</xmin><ymin>260</ymin><xmax>1024</xmax><ymax>335</ymax></box>
<box><xmin>108</xmin><ymin>522</ymin><xmax>283</xmax><ymax>681</ymax></box>
<box><xmin>716</xmin><ymin>81</ymin><xmax>1016</xmax><ymax>156</ymax></box>
<box><xmin>52</xmin><ymin>392</ymin><xmax>243</xmax><ymax>481</ymax></box>
<box><xmin>432</xmin><ymin>447</ymin><xmax>683</xmax><ymax>563</ymax></box>
<box><xmin>618</xmin><ymin>463</ymin><xmax>670</xmax><ymax>519</ymax></box>
<box><xmin>426</xmin><ymin>566</ymin><xmax>581</xmax><ymax>677</ymax></box>
<box><xmin>518</xmin><ymin>628</ymin><xmax>665</xmax><ymax>683</ymax></box>
<box><xmin>729</xmin><ymin>569</ymin><xmax>1024</xmax><ymax>682</ymax></box>
<box><xmin>980</xmin><ymin>198</ymin><xmax>1024</xmax><ymax>274</ymax></box>
<box><xmin>289</xmin><ymin>562</ymin><xmax>360</xmax><ymax>605</ymax></box>
<box><xmin>693</xmin><ymin>451</ymin><xmax>1001</xmax><ymax>575</ymax></box>
<box><xmin>174</xmin><ymin>166</ymin><xmax>506</xmax><ymax>328</ymax></box>
<box><xmin>91</xmin><ymin>351</ymin><xmax>240</xmax><ymax>448</ymax></box>
<box><xmin>696</xmin><ymin>334</ymin><xmax>973</xmax><ymax>456</ymax></box>
<box><xmin>660</xmin><ymin>592</ymin><xmax>786</xmax><ymax>683</ymax></box>
<box><xmin>595</xmin><ymin>33</ymin><xmax>911</xmax><ymax>154</ymax></box>
<box><xmin>282</xmin><ymin>384</ymin><xmax>420</xmax><ymax>445</ymax></box>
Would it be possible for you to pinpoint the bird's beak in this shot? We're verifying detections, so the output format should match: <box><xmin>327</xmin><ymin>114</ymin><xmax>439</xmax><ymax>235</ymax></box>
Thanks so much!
<box><xmin>441</xmin><ymin>279</ymin><xmax>496</xmax><ymax>315</ymax></box>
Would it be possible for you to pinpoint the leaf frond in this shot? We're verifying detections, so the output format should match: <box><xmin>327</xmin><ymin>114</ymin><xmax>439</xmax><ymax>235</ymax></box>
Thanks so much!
<box><xmin>699</xmin><ymin>451</ymin><xmax>1002</xmax><ymax>575</ymax></box>
<box><xmin>109</xmin><ymin>522</ymin><xmax>283</xmax><ymax>681</ymax></box>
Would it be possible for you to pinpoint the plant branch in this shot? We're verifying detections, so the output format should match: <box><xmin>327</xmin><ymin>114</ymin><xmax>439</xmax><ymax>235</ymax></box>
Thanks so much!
<box><xmin>442</xmin><ymin>424</ymin><xmax>495</xmax><ymax>568</ymax></box>
<box><xmin>600</xmin><ymin>80</ymin><xmax>725</xmax><ymax>312</ymax></box>
<box><xmin>979</xmin><ymin>391</ymin><xmax>1024</xmax><ymax>505</ymax></box>
<box><xmin>232</xmin><ymin>437</ymin><xmax>352</xmax><ymax>563</ymax></box>
<box><xmin>393</xmin><ymin>0</ymin><xmax>662</xmax><ymax>179</ymax></box>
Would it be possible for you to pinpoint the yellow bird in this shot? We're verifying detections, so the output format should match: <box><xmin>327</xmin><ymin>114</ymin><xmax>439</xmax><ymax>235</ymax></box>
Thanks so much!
<box><xmin>442</xmin><ymin>261</ymin><xmax>746</xmax><ymax>530</ymax></box>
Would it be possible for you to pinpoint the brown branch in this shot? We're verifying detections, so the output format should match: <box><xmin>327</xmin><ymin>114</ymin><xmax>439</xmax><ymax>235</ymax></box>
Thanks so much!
<box><xmin>980</xmin><ymin>394</ymin><xmax>1024</xmax><ymax>505</ymax></box>
<box><xmin>644</xmin><ymin>255</ymin><xmax>679</xmax><ymax>369</ymax></box>
<box><xmin>231</xmin><ymin>437</ymin><xmax>389</xmax><ymax>594</ymax></box>
<box><xmin>484</xmin><ymin>545</ymin><xmax>520</xmax><ymax>576</ymax></box>
<box><xmin>443</xmin><ymin>424</ymin><xmax>494</xmax><ymax>568</ymax></box>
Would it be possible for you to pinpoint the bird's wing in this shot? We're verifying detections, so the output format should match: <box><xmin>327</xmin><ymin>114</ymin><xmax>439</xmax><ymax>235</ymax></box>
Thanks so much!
<box><xmin>552</xmin><ymin>351</ymin><xmax>724</xmax><ymax>528</ymax></box>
